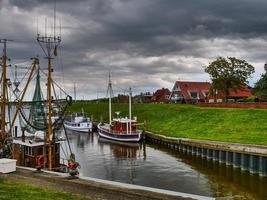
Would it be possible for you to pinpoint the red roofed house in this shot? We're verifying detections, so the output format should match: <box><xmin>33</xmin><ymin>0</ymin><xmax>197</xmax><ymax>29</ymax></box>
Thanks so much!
<box><xmin>169</xmin><ymin>81</ymin><xmax>253</xmax><ymax>103</ymax></box>
<box><xmin>208</xmin><ymin>85</ymin><xmax>253</xmax><ymax>102</ymax></box>
<box><xmin>151</xmin><ymin>88</ymin><xmax>170</xmax><ymax>103</ymax></box>
<box><xmin>169</xmin><ymin>81</ymin><xmax>211</xmax><ymax>103</ymax></box>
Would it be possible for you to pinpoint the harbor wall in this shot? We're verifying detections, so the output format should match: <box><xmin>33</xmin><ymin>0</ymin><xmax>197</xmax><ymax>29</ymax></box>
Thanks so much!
<box><xmin>197</xmin><ymin>102</ymin><xmax>267</xmax><ymax>109</ymax></box>
<box><xmin>145</xmin><ymin>132</ymin><xmax>267</xmax><ymax>177</ymax></box>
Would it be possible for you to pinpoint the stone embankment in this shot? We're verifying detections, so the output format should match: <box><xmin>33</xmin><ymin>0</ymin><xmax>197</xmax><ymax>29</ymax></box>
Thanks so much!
<box><xmin>145</xmin><ymin>132</ymin><xmax>267</xmax><ymax>176</ymax></box>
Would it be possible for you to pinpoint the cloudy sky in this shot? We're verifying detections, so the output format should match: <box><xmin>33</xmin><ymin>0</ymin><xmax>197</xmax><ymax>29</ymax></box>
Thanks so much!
<box><xmin>1</xmin><ymin>0</ymin><xmax>267</xmax><ymax>99</ymax></box>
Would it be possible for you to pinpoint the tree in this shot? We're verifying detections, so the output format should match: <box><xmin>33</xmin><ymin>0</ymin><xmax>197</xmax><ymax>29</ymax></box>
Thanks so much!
<box><xmin>254</xmin><ymin>64</ymin><xmax>267</xmax><ymax>98</ymax></box>
<box><xmin>204</xmin><ymin>57</ymin><xmax>254</xmax><ymax>101</ymax></box>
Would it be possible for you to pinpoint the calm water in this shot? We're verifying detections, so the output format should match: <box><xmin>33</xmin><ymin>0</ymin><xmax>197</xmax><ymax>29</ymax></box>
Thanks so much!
<box><xmin>61</xmin><ymin>131</ymin><xmax>267</xmax><ymax>200</ymax></box>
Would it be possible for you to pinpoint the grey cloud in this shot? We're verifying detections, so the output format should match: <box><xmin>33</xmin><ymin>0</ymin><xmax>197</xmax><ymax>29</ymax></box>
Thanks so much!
<box><xmin>2</xmin><ymin>0</ymin><xmax>267</xmax><ymax>99</ymax></box>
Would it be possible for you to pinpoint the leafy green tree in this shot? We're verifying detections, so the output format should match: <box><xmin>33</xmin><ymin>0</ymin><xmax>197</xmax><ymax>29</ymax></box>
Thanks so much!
<box><xmin>254</xmin><ymin>64</ymin><xmax>267</xmax><ymax>98</ymax></box>
<box><xmin>204</xmin><ymin>57</ymin><xmax>254</xmax><ymax>101</ymax></box>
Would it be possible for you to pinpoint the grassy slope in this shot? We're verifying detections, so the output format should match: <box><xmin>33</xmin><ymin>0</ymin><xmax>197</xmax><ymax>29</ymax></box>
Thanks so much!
<box><xmin>69</xmin><ymin>102</ymin><xmax>267</xmax><ymax>146</ymax></box>
<box><xmin>0</xmin><ymin>177</ymin><xmax>88</xmax><ymax>200</ymax></box>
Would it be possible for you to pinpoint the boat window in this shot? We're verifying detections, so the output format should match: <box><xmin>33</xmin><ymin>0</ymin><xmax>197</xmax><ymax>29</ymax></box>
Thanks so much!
<box><xmin>25</xmin><ymin>146</ymin><xmax>33</xmax><ymax>156</ymax></box>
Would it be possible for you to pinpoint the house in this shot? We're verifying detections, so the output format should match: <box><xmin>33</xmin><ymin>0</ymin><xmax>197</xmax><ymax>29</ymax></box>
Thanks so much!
<box><xmin>117</xmin><ymin>94</ymin><xmax>128</xmax><ymax>103</ymax></box>
<box><xmin>169</xmin><ymin>81</ymin><xmax>211</xmax><ymax>103</ymax></box>
<box><xmin>139</xmin><ymin>92</ymin><xmax>153</xmax><ymax>103</ymax></box>
<box><xmin>151</xmin><ymin>88</ymin><xmax>170</xmax><ymax>103</ymax></box>
<box><xmin>208</xmin><ymin>85</ymin><xmax>252</xmax><ymax>102</ymax></box>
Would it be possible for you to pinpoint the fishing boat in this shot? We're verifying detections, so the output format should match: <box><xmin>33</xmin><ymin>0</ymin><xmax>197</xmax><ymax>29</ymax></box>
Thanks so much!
<box><xmin>64</xmin><ymin>111</ymin><xmax>93</xmax><ymax>133</ymax></box>
<box><xmin>97</xmin><ymin>74</ymin><xmax>143</xmax><ymax>142</ymax></box>
<box><xmin>0</xmin><ymin>15</ymin><xmax>79</xmax><ymax>174</ymax></box>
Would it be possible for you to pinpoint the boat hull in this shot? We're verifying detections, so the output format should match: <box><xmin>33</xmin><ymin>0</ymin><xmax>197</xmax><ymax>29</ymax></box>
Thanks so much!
<box><xmin>64</xmin><ymin>122</ymin><xmax>92</xmax><ymax>133</ymax></box>
<box><xmin>97</xmin><ymin>123</ymin><xmax>142</xmax><ymax>142</ymax></box>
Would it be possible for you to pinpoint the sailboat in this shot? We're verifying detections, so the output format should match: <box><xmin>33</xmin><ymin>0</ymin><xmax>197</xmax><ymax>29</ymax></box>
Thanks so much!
<box><xmin>97</xmin><ymin>74</ymin><xmax>143</xmax><ymax>142</ymax></box>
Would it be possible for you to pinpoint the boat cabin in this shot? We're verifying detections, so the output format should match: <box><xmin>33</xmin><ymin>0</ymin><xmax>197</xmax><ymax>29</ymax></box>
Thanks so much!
<box><xmin>111</xmin><ymin>118</ymin><xmax>137</xmax><ymax>134</ymax></box>
<box><xmin>12</xmin><ymin>137</ymin><xmax>61</xmax><ymax>169</ymax></box>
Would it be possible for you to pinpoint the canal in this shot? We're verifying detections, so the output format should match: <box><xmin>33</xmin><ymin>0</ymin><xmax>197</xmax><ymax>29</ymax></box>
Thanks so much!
<box><xmin>62</xmin><ymin>131</ymin><xmax>267</xmax><ymax>200</ymax></box>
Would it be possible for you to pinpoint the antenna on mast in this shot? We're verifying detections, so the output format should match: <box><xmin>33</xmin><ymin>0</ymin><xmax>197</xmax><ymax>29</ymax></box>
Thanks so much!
<box><xmin>54</xmin><ymin>0</ymin><xmax>57</xmax><ymax>38</ymax></box>
<box><xmin>37</xmin><ymin>17</ymin><xmax>39</xmax><ymax>36</ymax></box>
<box><xmin>45</xmin><ymin>18</ymin><xmax>47</xmax><ymax>38</ymax></box>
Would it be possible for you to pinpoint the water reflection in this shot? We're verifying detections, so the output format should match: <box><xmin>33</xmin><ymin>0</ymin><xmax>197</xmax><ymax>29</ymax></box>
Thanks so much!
<box><xmin>62</xmin><ymin>131</ymin><xmax>267</xmax><ymax>200</ymax></box>
<box><xmin>150</xmin><ymin>143</ymin><xmax>267</xmax><ymax>200</ymax></box>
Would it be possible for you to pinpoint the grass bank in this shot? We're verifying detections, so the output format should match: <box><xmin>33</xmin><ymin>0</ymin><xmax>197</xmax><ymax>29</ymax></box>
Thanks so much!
<box><xmin>69</xmin><ymin>102</ymin><xmax>267</xmax><ymax>146</ymax></box>
<box><xmin>0</xmin><ymin>177</ymin><xmax>88</xmax><ymax>200</ymax></box>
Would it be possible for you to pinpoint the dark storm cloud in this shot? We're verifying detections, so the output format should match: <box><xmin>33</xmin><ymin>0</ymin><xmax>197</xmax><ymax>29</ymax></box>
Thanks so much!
<box><xmin>2</xmin><ymin>0</ymin><xmax>267</xmax><ymax>98</ymax></box>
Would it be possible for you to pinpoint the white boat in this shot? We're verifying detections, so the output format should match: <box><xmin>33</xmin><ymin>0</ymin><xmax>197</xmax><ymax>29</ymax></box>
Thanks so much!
<box><xmin>64</xmin><ymin>112</ymin><xmax>93</xmax><ymax>132</ymax></box>
<box><xmin>97</xmin><ymin>73</ymin><xmax>143</xmax><ymax>142</ymax></box>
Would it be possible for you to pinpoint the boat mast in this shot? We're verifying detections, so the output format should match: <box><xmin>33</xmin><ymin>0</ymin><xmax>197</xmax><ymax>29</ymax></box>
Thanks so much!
<box><xmin>0</xmin><ymin>39</ymin><xmax>11</xmax><ymax>142</ymax></box>
<box><xmin>37</xmin><ymin>22</ymin><xmax>61</xmax><ymax>170</ymax></box>
<box><xmin>107</xmin><ymin>72</ymin><xmax>113</xmax><ymax>125</ymax></box>
<box><xmin>129</xmin><ymin>87</ymin><xmax>132</xmax><ymax>134</ymax></box>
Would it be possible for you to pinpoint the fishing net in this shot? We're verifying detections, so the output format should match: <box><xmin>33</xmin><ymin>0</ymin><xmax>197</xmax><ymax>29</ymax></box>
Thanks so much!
<box><xmin>18</xmin><ymin>67</ymin><xmax>72</xmax><ymax>134</ymax></box>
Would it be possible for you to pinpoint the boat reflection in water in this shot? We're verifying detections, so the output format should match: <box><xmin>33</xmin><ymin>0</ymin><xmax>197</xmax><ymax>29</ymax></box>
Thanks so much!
<box><xmin>97</xmin><ymin>137</ymin><xmax>144</xmax><ymax>184</ymax></box>
<box><xmin>98</xmin><ymin>137</ymin><xmax>142</xmax><ymax>159</ymax></box>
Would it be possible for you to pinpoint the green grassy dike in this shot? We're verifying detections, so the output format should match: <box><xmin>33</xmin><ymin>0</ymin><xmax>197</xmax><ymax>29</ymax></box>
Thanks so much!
<box><xmin>0</xmin><ymin>177</ymin><xmax>88</xmax><ymax>200</ymax></box>
<box><xmin>69</xmin><ymin>102</ymin><xmax>267</xmax><ymax>146</ymax></box>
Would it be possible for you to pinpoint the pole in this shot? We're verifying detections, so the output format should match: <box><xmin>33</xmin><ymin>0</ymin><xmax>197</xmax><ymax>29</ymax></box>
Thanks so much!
<box><xmin>0</xmin><ymin>39</ymin><xmax>10</xmax><ymax>142</ymax></box>
<box><xmin>129</xmin><ymin>87</ymin><xmax>132</xmax><ymax>134</ymax></box>
<box><xmin>1</xmin><ymin>41</ymin><xmax>7</xmax><ymax>136</ymax></box>
<box><xmin>108</xmin><ymin>73</ymin><xmax>112</xmax><ymax>125</ymax></box>
<box><xmin>47</xmin><ymin>56</ymin><xmax>53</xmax><ymax>170</ymax></box>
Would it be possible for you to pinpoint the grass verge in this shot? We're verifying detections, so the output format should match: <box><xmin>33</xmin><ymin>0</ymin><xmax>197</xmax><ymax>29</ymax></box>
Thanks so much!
<box><xmin>69</xmin><ymin>102</ymin><xmax>267</xmax><ymax>146</ymax></box>
<box><xmin>0</xmin><ymin>177</ymin><xmax>89</xmax><ymax>200</ymax></box>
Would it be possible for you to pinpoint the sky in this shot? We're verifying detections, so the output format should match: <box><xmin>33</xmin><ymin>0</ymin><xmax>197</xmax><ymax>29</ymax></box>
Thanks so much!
<box><xmin>1</xmin><ymin>0</ymin><xmax>267</xmax><ymax>99</ymax></box>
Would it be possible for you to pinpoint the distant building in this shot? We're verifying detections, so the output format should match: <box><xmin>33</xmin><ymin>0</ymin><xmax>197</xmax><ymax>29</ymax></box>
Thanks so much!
<box><xmin>151</xmin><ymin>88</ymin><xmax>170</xmax><ymax>103</ymax></box>
<box><xmin>169</xmin><ymin>81</ymin><xmax>210</xmax><ymax>103</ymax></box>
<box><xmin>139</xmin><ymin>92</ymin><xmax>153</xmax><ymax>103</ymax></box>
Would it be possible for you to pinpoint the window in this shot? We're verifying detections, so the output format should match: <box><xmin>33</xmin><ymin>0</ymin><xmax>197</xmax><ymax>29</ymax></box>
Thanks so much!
<box><xmin>165</xmin><ymin>95</ymin><xmax>169</xmax><ymax>99</ymax></box>
<box><xmin>190</xmin><ymin>91</ymin><xmax>198</xmax><ymax>99</ymax></box>
<box><xmin>203</xmin><ymin>91</ymin><xmax>209</xmax><ymax>97</ymax></box>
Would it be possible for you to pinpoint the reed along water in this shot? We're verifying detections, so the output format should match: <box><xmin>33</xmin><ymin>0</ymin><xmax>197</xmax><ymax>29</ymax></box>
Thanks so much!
<box><xmin>61</xmin><ymin>131</ymin><xmax>267</xmax><ymax>200</ymax></box>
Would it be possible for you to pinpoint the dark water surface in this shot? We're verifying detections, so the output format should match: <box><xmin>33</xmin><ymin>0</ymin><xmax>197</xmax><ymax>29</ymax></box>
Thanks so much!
<box><xmin>62</xmin><ymin>132</ymin><xmax>267</xmax><ymax>200</ymax></box>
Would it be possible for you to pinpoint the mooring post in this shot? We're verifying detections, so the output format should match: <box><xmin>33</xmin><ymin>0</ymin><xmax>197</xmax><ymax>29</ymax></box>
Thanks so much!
<box><xmin>207</xmin><ymin>149</ymin><xmax>213</xmax><ymax>159</ymax></box>
<box><xmin>259</xmin><ymin>156</ymin><xmax>267</xmax><ymax>177</ymax></box>
<box><xmin>241</xmin><ymin>154</ymin><xmax>250</xmax><ymax>171</ymax></box>
<box><xmin>226</xmin><ymin>152</ymin><xmax>233</xmax><ymax>165</ymax></box>
<box><xmin>202</xmin><ymin>148</ymin><xmax>207</xmax><ymax>158</ymax></box>
<box><xmin>213</xmin><ymin>150</ymin><xmax>219</xmax><ymax>162</ymax></box>
<box><xmin>233</xmin><ymin>152</ymin><xmax>241</xmax><ymax>168</ymax></box>
<box><xmin>249</xmin><ymin>155</ymin><xmax>259</xmax><ymax>174</ymax></box>
<box><xmin>219</xmin><ymin>151</ymin><xmax>226</xmax><ymax>163</ymax></box>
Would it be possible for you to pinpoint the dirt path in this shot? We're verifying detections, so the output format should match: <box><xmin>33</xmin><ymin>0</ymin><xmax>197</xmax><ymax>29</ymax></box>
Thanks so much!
<box><xmin>0</xmin><ymin>168</ymin><xmax>196</xmax><ymax>200</ymax></box>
